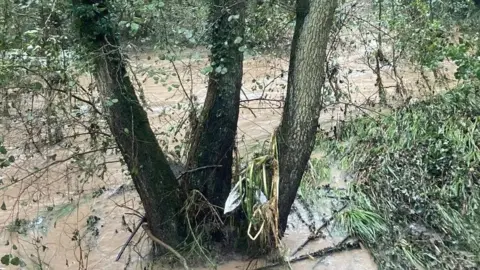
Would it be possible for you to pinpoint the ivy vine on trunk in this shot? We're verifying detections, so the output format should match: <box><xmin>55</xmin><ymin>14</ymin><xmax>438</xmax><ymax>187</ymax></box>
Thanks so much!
<box><xmin>185</xmin><ymin>0</ymin><xmax>246</xmax><ymax>211</ymax></box>
<box><xmin>72</xmin><ymin>0</ymin><xmax>185</xmax><ymax>252</ymax></box>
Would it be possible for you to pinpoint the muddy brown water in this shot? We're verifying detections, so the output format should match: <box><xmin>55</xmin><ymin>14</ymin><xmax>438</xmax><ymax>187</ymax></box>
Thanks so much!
<box><xmin>0</xmin><ymin>30</ymin><xmax>458</xmax><ymax>269</ymax></box>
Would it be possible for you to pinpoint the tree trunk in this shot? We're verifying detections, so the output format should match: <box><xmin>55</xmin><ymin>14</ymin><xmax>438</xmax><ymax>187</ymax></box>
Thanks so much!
<box><xmin>276</xmin><ymin>0</ymin><xmax>338</xmax><ymax>234</ymax></box>
<box><xmin>72</xmin><ymin>0</ymin><xmax>184</xmax><ymax>250</ymax></box>
<box><xmin>376</xmin><ymin>0</ymin><xmax>387</xmax><ymax>105</ymax></box>
<box><xmin>185</xmin><ymin>0</ymin><xmax>246</xmax><ymax>209</ymax></box>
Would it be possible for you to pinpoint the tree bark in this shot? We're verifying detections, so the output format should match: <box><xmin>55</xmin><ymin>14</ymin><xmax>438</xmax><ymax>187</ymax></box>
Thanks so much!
<box><xmin>72</xmin><ymin>0</ymin><xmax>183</xmax><ymax>249</ymax></box>
<box><xmin>276</xmin><ymin>0</ymin><xmax>338</xmax><ymax>234</ymax></box>
<box><xmin>185</xmin><ymin>0</ymin><xmax>246</xmax><ymax>209</ymax></box>
<box><xmin>376</xmin><ymin>0</ymin><xmax>387</xmax><ymax>105</ymax></box>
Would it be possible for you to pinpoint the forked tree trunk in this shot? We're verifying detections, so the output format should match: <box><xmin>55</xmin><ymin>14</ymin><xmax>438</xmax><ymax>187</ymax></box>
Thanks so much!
<box><xmin>276</xmin><ymin>0</ymin><xmax>338</xmax><ymax>234</ymax></box>
<box><xmin>72</xmin><ymin>0</ymin><xmax>183</xmax><ymax>249</ymax></box>
<box><xmin>185</xmin><ymin>0</ymin><xmax>246</xmax><ymax>209</ymax></box>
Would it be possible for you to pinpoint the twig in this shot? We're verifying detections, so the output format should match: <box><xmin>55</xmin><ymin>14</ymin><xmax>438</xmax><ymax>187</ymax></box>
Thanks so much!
<box><xmin>170</xmin><ymin>60</ymin><xmax>197</xmax><ymax>118</ymax></box>
<box><xmin>254</xmin><ymin>239</ymin><xmax>360</xmax><ymax>270</ymax></box>
<box><xmin>116</xmin><ymin>216</ymin><xmax>146</xmax><ymax>261</ymax></box>
<box><xmin>7</xmin><ymin>65</ymin><xmax>102</xmax><ymax>115</ymax></box>
<box><xmin>142</xmin><ymin>223</ymin><xmax>189</xmax><ymax>270</ymax></box>
<box><xmin>176</xmin><ymin>165</ymin><xmax>222</xmax><ymax>180</ymax></box>
<box><xmin>0</xmin><ymin>147</ymin><xmax>114</xmax><ymax>191</ymax></box>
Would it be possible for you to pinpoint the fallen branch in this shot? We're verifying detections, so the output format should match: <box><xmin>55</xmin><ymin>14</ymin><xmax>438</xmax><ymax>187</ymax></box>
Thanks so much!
<box><xmin>291</xmin><ymin>203</ymin><xmax>349</xmax><ymax>256</ymax></box>
<box><xmin>254</xmin><ymin>239</ymin><xmax>361</xmax><ymax>270</ymax></box>
<box><xmin>115</xmin><ymin>216</ymin><xmax>146</xmax><ymax>261</ymax></box>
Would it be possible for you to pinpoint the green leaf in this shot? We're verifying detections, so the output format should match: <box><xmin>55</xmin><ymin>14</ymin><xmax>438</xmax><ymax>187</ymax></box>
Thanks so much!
<box><xmin>12</xmin><ymin>245</ymin><xmax>17</xmax><ymax>250</ymax></box>
<box><xmin>133</xmin><ymin>17</ymin><xmax>143</xmax><ymax>24</ymax></box>
<box><xmin>31</xmin><ymin>82</ymin><xmax>43</xmax><ymax>90</ymax></box>
<box><xmin>0</xmin><ymin>254</ymin><xmax>10</xmax><ymax>265</ymax></box>
<box><xmin>0</xmin><ymin>146</ymin><xmax>6</xmax><ymax>154</ymax></box>
<box><xmin>24</xmin><ymin>29</ymin><xmax>39</xmax><ymax>37</ymax></box>
<box><xmin>228</xmin><ymin>14</ymin><xmax>240</xmax><ymax>21</ymax></box>
<box><xmin>234</xmin><ymin>37</ymin><xmax>243</xmax><ymax>44</ymax></box>
<box><xmin>1</xmin><ymin>202</ymin><xmax>6</xmax><ymax>211</ymax></box>
<box><xmin>10</xmin><ymin>257</ymin><xmax>20</xmax><ymax>266</ymax></box>
<box><xmin>131</xmin><ymin>167</ymin><xmax>138</xmax><ymax>176</ymax></box>
<box><xmin>200</xmin><ymin>66</ymin><xmax>213</xmax><ymax>75</ymax></box>
<box><xmin>130</xmin><ymin>22</ymin><xmax>140</xmax><ymax>33</ymax></box>
<box><xmin>184</xmin><ymin>30</ymin><xmax>193</xmax><ymax>39</ymax></box>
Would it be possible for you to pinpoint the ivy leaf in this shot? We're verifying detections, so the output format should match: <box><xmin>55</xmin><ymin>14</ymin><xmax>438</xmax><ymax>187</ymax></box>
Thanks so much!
<box><xmin>0</xmin><ymin>254</ymin><xmax>10</xmax><ymax>265</ymax></box>
<box><xmin>200</xmin><ymin>66</ymin><xmax>213</xmax><ymax>75</ymax></box>
<box><xmin>10</xmin><ymin>257</ymin><xmax>20</xmax><ymax>266</ymax></box>
<box><xmin>31</xmin><ymin>82</ymin><xmax>43</xmax><ymax>91</ymax></box>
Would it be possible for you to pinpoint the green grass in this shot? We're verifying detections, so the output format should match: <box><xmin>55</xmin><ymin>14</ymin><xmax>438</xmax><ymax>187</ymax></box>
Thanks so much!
<box><xmin>318</xmin><ymin>83</ymin><xmax>480</xmax><ymax>269</ymax></box>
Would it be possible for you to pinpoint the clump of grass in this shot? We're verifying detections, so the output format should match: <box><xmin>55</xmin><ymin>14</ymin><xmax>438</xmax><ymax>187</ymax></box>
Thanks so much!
<box><xmin>337</xmin><ymin>207</ymin><xmax>387</xmax><ymax>244</ymax></box>
<box><xmin>321</xmin><ymin>84</ymin><xmax>480</xmax><ymax>269</ymax></box>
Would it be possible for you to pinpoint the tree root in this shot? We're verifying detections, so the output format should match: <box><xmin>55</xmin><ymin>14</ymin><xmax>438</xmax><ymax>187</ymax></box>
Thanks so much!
<box><xmin>142</xmin><ymin>223</ymin><xmax>190</xmax><ymax>270</ymax></box>
<box><xmin>115</xmin><ymin>217</ymin><xmax>189</xmax><ymax>270</ymax></box>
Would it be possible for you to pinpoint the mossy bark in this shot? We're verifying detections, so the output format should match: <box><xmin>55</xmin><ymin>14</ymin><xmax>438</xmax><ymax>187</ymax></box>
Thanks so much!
<box><xmin>276</xmin><ymin>0</ymin><xmax>338</xmax><ymax>233</ymax></box>
<box><xmin>185</xmin><ymin>0</ymin><xmax>246</xmax><ymax>209</ymax></box>
<box><xmin>72</xmin><ymin>0</ymin><xmax>183</xmax><ymax>250</ymax></box>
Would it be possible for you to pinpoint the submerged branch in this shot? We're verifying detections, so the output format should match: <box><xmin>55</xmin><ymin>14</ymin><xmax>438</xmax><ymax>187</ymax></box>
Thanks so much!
<box><xmin>254</xmin><ymin>239</ymin><xmax>360</xmax><ymax>270</ymax></box>
<box><xmin>291</xmin><ymin>203</ymin><xmax>349</xmax><ymax>256</ymax></box>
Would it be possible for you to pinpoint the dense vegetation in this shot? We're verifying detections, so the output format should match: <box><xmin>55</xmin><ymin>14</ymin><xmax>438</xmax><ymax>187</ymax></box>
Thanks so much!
<box><xmin>321</xmin><ymin>84</ymin><xmax>480</xmax><ymax>269</ymax></box>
